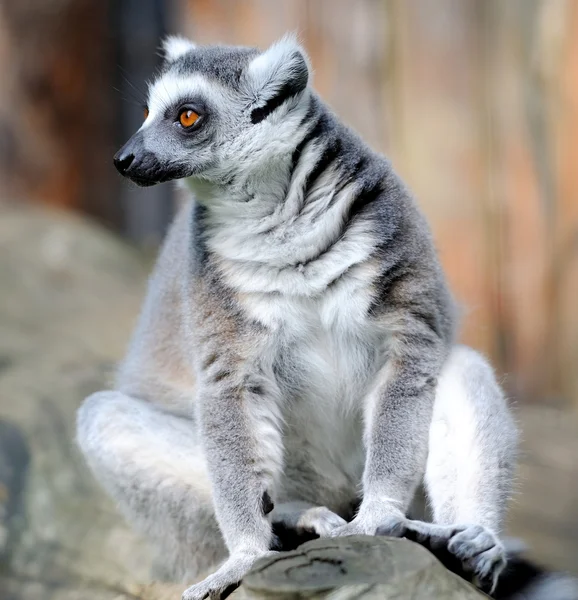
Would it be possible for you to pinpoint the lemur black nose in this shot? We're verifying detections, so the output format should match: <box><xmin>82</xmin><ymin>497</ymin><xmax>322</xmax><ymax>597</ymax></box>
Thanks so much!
<box><xmin>113</xmin><ymin>150</ymin><xmax>135</xmax><ymax>176</ymax></box>
<box><xmin>113</xmin><ymin>133</ymin><xmax>163</xmax><ymax>186</ymax></box>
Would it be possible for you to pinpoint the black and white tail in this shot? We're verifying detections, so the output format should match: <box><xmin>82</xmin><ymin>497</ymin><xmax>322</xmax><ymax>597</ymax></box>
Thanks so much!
<box><xmin>491</xmin><ymin>541</ymin><xmax>578</xmax><ymax>600</ymax></box>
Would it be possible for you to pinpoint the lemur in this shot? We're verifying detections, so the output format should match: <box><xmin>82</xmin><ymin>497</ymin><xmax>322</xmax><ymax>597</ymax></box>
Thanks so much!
<box><xmin>76</xmin><ymin>35</ymin><xmax>576</xmax><ymax>600</ymax></box>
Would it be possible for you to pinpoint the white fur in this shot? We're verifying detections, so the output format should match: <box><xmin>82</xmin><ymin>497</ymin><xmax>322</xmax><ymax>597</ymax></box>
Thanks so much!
<box><xmin>426</xmin><ymin>346</ymin><xmax>517</xmax><ymax>530</ymax></box>
<box><xmin>162</xmin><ymin>35</ymin><xmax>196</xmax><ymax>62</ymax></box>
<box><xmin>244</xmin><ymin>33</ymin><xmax>311</xmax><ymax>102</ymax></box>
<box><xmin>146</xmin><ymin>73</ymin><xmax>215</xmax><ymax>122</ymax></box>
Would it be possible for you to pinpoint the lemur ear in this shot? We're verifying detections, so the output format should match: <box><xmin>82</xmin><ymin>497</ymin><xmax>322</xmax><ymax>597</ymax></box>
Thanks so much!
<box><xmin>161</xmin><ymin>35</ymin><xmax>196</xmax><ymax>62</ymax></box>
<box><xmin>245</xmin><ymin>34</ymin><xmax>310</xmax><ymax>124</ymax></box>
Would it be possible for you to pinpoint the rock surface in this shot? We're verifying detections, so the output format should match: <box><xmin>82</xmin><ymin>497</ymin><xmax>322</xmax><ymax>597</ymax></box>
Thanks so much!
<box><xmin>0</xmin><ymin>204</ymin><xmax>576</xmax><ymax>598</ymax></box>
<box><xmin>0</xmin><ymin>205</ymin><xmax>154</xmax><ymax>599</ymax></box>
<box><xmin>241</xmin><ymin>536</ymin><xmax>485</xmax><ymax>599</ymax></box>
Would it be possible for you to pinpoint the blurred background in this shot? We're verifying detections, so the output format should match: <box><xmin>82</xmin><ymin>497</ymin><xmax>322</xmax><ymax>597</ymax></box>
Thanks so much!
<box><xmin>0</xmin><ymin>1</ymin><xmax>577</xmax><ymax>599</ymax></box>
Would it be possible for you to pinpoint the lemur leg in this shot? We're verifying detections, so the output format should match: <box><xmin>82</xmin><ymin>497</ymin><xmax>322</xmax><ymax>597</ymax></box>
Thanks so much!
<box><xmin>379</xmin><ymin>345</ymin><xmax>518</xmax><ymax>592</ymax></box>
<box><xmin>426</xmin><ymin>345</ymin><xmax>517</xmax><ymax>530</ymax></box>
<box><xmin>76</xmin><ymin>390</ymin><xmax>227</xmax><ymax>581</ymax></box>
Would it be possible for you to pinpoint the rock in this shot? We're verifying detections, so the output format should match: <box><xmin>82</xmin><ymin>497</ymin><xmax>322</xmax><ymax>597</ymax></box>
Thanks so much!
<box><xmin>0</xmin><ymin>205</ymin><xmax>155</xmax><ymax>599</ymax></box>
<box><xmin>239</xmin><ymin>536</ymin><xmax>486</xmax><ymax>599</ymax></box>
<box><xmin>0</xmin><ymin>420</ymin><xmax>29</xmax><ymax>557</ymax></box>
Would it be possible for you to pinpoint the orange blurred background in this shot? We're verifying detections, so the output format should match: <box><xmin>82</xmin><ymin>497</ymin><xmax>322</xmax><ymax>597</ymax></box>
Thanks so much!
<box><xmin>2</xmin><ymin>0</ymin><xmax>577</xmax><ymax>406</ymax></box>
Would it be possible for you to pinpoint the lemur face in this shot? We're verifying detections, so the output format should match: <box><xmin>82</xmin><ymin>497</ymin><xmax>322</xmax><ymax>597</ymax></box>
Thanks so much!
<box><xmin>113</xmin><ymin>35</ymin><xmax>311</xmax><ymax>187</ymax></box>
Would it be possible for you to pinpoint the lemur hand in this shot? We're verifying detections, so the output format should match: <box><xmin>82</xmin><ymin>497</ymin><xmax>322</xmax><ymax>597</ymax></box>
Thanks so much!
<box><xmin>377</xmin><ymin>520</ymin><xmax>507</xmax><ymax>594</ymax></box>
<box><xmin>328</xmin><ymin>499</ymin><xmax>406</xmax><ymax>538</ymax></box>
<box><xmin>182</xmin><ymin>549</ymin><xmax>275</xmax><ymax>600</ymax></box>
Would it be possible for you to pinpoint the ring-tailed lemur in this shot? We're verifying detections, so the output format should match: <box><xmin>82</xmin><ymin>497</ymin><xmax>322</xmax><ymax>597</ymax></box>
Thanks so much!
<box><xmin>76</xmin><ymin>35</ymin><xmax>577</xmax><ymax>600</ymax></box>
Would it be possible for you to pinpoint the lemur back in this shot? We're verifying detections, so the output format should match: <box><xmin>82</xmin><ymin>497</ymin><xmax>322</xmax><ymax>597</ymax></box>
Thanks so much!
<box><xmin>76</xmin><ymin>35</ymin><xmax>571</xmax><ymax>600</ymax></box>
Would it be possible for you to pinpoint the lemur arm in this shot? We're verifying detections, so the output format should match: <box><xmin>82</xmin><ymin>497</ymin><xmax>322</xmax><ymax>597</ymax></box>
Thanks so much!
<box><xmin>197</xmin><ymin>356</ymin><xmax>282</xmax><ymax>556</ymax></box>
<box><xmin>333</xmin><ymin>268</ymin><xmax>451</xmax><ymax>536</ymax></box>
<box><xmin>185</xmin><ymin>357</ymin><xmax>282</xmax><ymax>600</ymax></box>
<box><xmin>360</xmin><ymin>324</ymin><xmax>444</xmax><ymax>521</ymax></box>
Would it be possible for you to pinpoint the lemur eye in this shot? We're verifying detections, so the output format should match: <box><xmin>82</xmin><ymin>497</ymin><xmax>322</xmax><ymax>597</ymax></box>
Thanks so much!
<box><xmin>179</xmin><ymin>109</ymin><xmax>199</xmax><ymax>128</ymax></box>
<box><xmin>143</xmin><ymin>107</ymin><xmax>149</xmax><ymax>120</ymax></box>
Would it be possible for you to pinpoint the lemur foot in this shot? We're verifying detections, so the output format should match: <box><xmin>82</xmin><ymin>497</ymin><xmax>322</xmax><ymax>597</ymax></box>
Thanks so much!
<box><xmin>377</xmin><ymin>520</ymin><xmax>506</xmax><ymax>593</ymax></box>
<box><xmin>328</xmin><ymin>502</ymin><xmax>406</xmax><ymax>538</ymax></box>
<box><xmin>182</xmin><ymin>550</ymin><xmax>275</xmax><ymax>600</ymax></box>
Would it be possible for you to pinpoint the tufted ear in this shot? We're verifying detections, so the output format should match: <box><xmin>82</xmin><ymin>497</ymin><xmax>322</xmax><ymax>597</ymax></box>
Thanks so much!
<box><xmin>161</xmin><ymin>35</ymin><xmax>196</xmax><ymax>62</ymax></box>
<box><xmin>245</xmin><ymin>34</ymin><xmax>310</xmax><ymax>124</ymax></box>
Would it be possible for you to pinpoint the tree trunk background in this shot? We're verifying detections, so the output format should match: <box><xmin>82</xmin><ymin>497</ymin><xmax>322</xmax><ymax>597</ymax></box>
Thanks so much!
<box><xmin>178</xmin><ymin>0</ymin><xmax>578</xmax><ymax>406</ymax></box>
<box><xmin>0</xmin><ymin>0</ymin><xmax>118</xmax><ymax>226</ymax></box>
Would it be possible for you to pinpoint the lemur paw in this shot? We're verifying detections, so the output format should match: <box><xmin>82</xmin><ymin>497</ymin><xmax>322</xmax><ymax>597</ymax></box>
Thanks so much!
<box><xmin>272</xmin><ymin>505</ymin><xmax>348</xmax><ymax>550</ymax></box>
<box><xmin>297</xmin><ymin>506</ymin><xmax>347</xmax><ymax>537</ymax></box>
<box><xmin>376</xmin><ymin>520</ymin><xmax>506</xmax><ymax>593</ymax></box>
<box><xmin>448</xmin><ymin>525</ymin><xmax>506</xmax><ymax>592</ymax></box>
<box><xmin>329</xmin><ymin>512</ymin><xmax>406</xmax><ymax>538</ymax></box>
<box><xmin>182</xmin><ymin>550</ymin><xmax>275</xmax><ymax>600</ymax></box>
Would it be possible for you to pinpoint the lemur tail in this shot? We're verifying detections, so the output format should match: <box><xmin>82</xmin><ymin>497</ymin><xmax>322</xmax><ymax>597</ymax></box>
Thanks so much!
<box><xmin>491</xmin><ymin>539</ymin><xmax>578</xmax><ymax>600</ymax></box>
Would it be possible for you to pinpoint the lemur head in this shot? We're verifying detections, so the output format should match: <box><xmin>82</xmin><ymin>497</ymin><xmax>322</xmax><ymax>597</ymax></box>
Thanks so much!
<box><xmin>114</xmin><ymin>34</ymin><xmax>311</xmax><ymax>186</ymax></box>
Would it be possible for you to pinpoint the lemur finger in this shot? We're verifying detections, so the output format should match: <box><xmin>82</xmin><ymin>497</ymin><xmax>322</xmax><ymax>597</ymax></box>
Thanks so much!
<box><xmin>375</xmin><ymin>517</ymin><xmax>407</xmax><ymax>538</ymax></box>
<box><xmin>448</xmin><ymin>525</ymin><xmax>502</xmax><ymax>560</ymax></box>
<box><xmin>470</xmin><ymin>546</ymin><xmax>507</xmax><ymax>594</ymax></box>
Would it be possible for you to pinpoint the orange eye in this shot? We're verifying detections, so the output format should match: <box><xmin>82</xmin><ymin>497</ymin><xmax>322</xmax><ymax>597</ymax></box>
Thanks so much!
<box><xmin>179</xmin><ymin>109</ymin><xmax>199</xmax><ymax>128</ymax></box>
<box><xmin>143</xmin><ymin>106</ymin><xmax>149</xmax><ymax>120</ymax></box>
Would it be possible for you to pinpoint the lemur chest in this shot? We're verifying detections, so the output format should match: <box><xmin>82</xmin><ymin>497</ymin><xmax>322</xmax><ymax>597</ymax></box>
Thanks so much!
<box><xmin>261</xmin><ymin>292</ymin><xmax>381</xmax><ymax>507</ymax></box>
<box><xmin>240</xmin><ymin>287</ymin><xmax>384</xmax><ymax>506</ymax></box>
<box><xmin>276</xmin><ymin>325</ymin><xmax>378</xmax><ymax>410</ymax></box>
<box><xmin>243</xmin><ymin>288</ymin><xmax>384</xmax><ymax>409</ymax></box>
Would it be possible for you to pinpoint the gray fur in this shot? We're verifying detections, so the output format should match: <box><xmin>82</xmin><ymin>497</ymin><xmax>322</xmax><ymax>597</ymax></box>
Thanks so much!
<box><xmin>78</xmin><ymin>35</ymin><xmax>523</xmax><ymax>600</ymax></box>
<box><xmin>168</xmin><ymin>45</ymin><xmax>259</xmax><ymax>88</ymax></box>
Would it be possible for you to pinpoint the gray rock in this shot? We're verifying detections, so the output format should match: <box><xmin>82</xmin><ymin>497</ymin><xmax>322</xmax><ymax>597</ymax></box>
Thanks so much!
<box><xmin>240</xmin><ymin>536</ymin><xmax>486</xmax><ymax>599</ymax></box>
<box><xmin>0</xmin><ymin>205</ymin><xmax>154</xmax><ymax>599</ymax></box>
